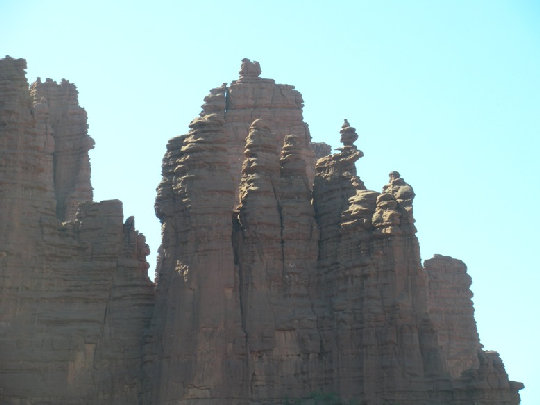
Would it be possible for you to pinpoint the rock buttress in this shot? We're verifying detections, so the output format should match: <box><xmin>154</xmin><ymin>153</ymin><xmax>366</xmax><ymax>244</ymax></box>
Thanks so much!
<box><xmin>425</xmin><ymin>254</ymin><xmax>482</xmax><ymax>378</ymax></box>
<box><xmin>233</xmin><ymin>121</ymin><xmax>321</xmax><ymax>401</ymax></box>
<box><xmin>149</xmin><ymin>114</ymin><xmax>246</xmax><ymax>403</ymax></box>
<box><xmin>425</xmin><ymin>255</ymin><xmax>524</xmax><ymax>404</ymax></box>
<box><xmin>0</xmin><ymin>56</ymin><xmax>154</xmax><ymax>404</ymax></box>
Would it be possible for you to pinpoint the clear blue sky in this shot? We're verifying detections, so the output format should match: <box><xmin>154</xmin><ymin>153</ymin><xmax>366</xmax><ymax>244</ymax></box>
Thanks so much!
<box><xmin>2</xmin><ymin>1</ymin><xmax>539</xmax><ymax>403</ymax></box>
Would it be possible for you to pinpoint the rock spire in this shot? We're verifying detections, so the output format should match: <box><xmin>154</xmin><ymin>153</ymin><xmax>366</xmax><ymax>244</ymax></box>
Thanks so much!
<box><xmin>239</xmin><ymin>58</ymin><xmax>262</xmax><ymax>80</ymax></box>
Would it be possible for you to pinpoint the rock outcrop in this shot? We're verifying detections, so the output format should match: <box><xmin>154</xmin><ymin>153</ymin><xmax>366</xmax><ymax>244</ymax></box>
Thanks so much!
<box><xmin>0</xmin><ymin>56</ymin><xmax>154</xmax><ymax>404</ymax></box>
<box><xmin>149</xmin><ymin>60</ymin><xmax>322</xmax><ymax>403</ymax></box>
<box><xmin>0</xmin><ymin>56</ymin><xmax>523</xmax><ymax>404</ymax></box>
<box><xmin>234</xmin><ymin>120</ymin><xmax>321</xmax><ymax>401</ymax></box>
<box><xmin>312</xmin><ymin>126</ymin><xmax>447</xmax><ymax>403</ymax></box>
<box><xmin>425</xmin><ymin>255</ymin><xmax>482</xmax><ymax>378</ymax></box>
<box><xmin>425</xmin><ymin>255</ymin><xmax>524</xmax><ymax>404</ymax></box>
<box><xmin>149</xmin><ymin>111</ymin><xmax>244</xmax><ymax>403</ymax></box>
<box><xmin>148</xmin><ymin>60</ymin><xmax>523</xmax><ymax>404</ymax></box>
<box><xmin>30</xmin><ymin>77</ymin><xmax>94</xmax><ymax>221</ymax></box>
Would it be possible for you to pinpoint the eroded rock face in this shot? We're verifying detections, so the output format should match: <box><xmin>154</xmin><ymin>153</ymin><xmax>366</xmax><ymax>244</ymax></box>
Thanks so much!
<box><xmin>149</xmin><ymin>111</ymin><xmax>245</xmax><ymax>403</ymax></box>
<box><xmin>149</xmin><ymin>61</ymin><xmax>324</xmax><ymax>403</ymax></box>
<box><xmin>312</xmin><ymin>132</ymin><xmax>449</xmax><ymax>403</ymax></box>
<box><xmin>30</xmin><ymin>77</ymin><xmax>94</xmax><ymax>221</ymax></box>
<box><xmin>148</xmin><ymin>60</ymin><xmax>522</xmax><ymax>404</ymax></box>
<box><xmin>0</xmin><ymin>57</ymin><xmax>523</xmax><ymax>404</ymax></box>
<box><xmin>234</xmin><ymin>121</ymin><xmax>321</xmax><ymax>401</ymax></box>
<box><xmin>425</xmin><ymin>254</ymin><xmax>482</xmax><ymax>378</ymax></box>
<box><xmin>0</xmin><ymin>56</ymin><xmax>154</xmax><ymax>404</ymax></box>
<box><xmin>425</xmin><ymin>255</ymin><xmax>525</xmax><ymax>404</ymax></box>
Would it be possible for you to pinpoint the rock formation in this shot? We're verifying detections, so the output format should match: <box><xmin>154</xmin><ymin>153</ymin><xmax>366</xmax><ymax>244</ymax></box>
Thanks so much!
<box><xmin>0</xmin><ymin>56</ymin><xmax>154</xmax><ymax>404</ymax></box>
<box><xmin>425</xmin><ymin>255</ymin><xmax>524</xmax><ymax>404</ymax></box>
<box><xmin>0</xmin><ymin>56</ymin><xmax>524</xmax><ymax>404</ymax></box>
<box><xmin>148</xmin><ymin>60</ymin><xmax>523</xmax><ymax>404</ymax></box>
<box><xmin>30</xmin><ymin>77</ymin><xmax>94</xmax><ymax>221</ymax></box>
<box><xmin>425</xmin><ymin>255</ymin><xmax>483</xmax><ymax>378</ymax></box>
<box><xmin>235</xmin><ymin>121</ymin><xmax>321</xmax><ymax>401</ymax></box>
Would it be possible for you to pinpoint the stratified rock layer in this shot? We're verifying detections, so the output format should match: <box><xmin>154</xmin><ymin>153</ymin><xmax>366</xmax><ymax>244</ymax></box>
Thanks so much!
<box><xmin>313</xmin><ymin>130</ymin><xmax>447</xmax><ymax>403</ymax></box>
<box><xmin>425</xmin><ymin>254</ymin><xmax>482</xmax><ymax>378</ymax></box>
<box><xmin>30</xmin><ymin>77</ymin><xmax>94</xmax><ymax>221</ymax></box>
<box><xmin>148</xmin><ymin>60</ymin><xmax>325</xmax><ymax>404</ymax></box>
<box><xmin>425</xmin><ymin>255</ymin><xmax>524</xmax><ymax>404</ymax></box>
<box><xmin>0</xmin><ymin>57</ymin><xmax>523</xmax><ymax>404</ymax></box>
<box><xmin>148</xmin><ymin>60</ymin><xmax>523</xmax><ymax>404</ymax></box>
<box><xmin>149</xmin><ymin>112</ymin><xmax>244</xmax><ymax>403</ymax></box>
<box><xmin>235</xmin><ymin>121</ymin><xmax>321</xmax><ymax>401</ymax></box>
<box><xmin>0</xmin><ymin>56</ymin><xmax>154</xmax><ymax>405</ymax></box>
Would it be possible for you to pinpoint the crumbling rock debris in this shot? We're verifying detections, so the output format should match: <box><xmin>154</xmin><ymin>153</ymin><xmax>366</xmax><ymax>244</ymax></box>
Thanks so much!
<box><xmin>0</xmin><ymin>56</ymin><xmax>523</xmax><ymax>404</ymax></box>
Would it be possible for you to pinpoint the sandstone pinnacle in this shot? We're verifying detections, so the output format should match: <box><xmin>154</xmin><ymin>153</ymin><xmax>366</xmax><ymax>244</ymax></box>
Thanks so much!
<box><xmin>0</xmin><ymin>57</ymin><xmax>523</xmax><ymax>405</ymax></box>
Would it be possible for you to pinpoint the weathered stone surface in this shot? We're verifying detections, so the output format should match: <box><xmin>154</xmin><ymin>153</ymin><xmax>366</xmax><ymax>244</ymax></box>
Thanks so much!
<box><xmin>425</xmin><ymin>254</ymin><xmax>482</xmax><ymax>378</ymax></box>
<box><xmin>0</xmin><ymin>57</ymin><xmax>523</xmax><ymax>404</ymax></box>
<box><xmin>149</xmin><ymin>111</ymin><xmax>245</xmax><ymax>403</ymax></box>
<box><xmin>0</xmin><ymin>56</ymin><xmax>154</xmax><ymax>404</ymax></box>
<box><xmin>312</xmin><ymin>130</ymin><xmax>445</xmax><ymax>403</ymax></box>
<box><xmin>148</xmin><ymin>60</ymin><xmax>323</xmax><ymax>404</ymax></box>
<box><xmin>452</xmin><ymin>351</ymin><xmax>525</xmax><ymax>404</ymax></box>
<box><xmin>148</xmin><ymin>62</ymin><xmax>521</xmax><ymax>404</ymax></box>
<box><xmin>425</xmin><ymin>255</ymin><xmax>525</xmax><ymax>404</ymax></box>
<box><xmin>225</xmin><ymin>59</ymin><xmax>315</xmax><ymax>197</ymax></box>
<box><xmin>234</xmin><ymin>122</ymin><xmax>321</xmax><ymax>401</ymax></box>
<box><xmin>310</xmin><ymin>141</ymin><xmax>332</xmax><ymax>160</ymax></box>
<box><xmin>30</xmin><ymin>77</ymin><xmax>94</xmax><ymax>221</ymax></box>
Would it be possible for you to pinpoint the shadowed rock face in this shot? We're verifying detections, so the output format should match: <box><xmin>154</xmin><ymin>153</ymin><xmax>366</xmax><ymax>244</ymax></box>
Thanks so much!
<box><xmin>0</xmin><ymin>56</ymin><xmax>154</xmax><ymax>405</ymax></box>
<box><xmin>0</xmin><ymin>57</ymin><xmax>523</xmax><ymax>404</ymax></box>
<box><xmin>30</xmin><ymin>77</ymin><xmax>94</xmax><ymax>221</ymax></box>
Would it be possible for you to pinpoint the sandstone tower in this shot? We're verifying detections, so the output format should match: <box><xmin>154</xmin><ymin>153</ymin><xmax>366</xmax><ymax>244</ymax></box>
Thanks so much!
<box><xmin>0</xmin><ymin>56</ymin><xmax>523</xmax><ymax>404</ymax></box>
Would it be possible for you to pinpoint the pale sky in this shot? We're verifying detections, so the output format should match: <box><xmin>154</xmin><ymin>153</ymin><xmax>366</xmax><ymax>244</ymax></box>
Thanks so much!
<box><xmin>2</xmin><ymin>1</ymin><xmax>539</xmax><ymax>403</ymax></box>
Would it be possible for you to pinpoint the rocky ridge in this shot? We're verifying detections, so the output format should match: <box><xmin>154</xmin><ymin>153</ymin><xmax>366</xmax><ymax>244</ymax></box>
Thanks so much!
<box><xmin>0</xmin><ymin>56</ymin><xmax>154</xmax><ymax>404</ymax></box>
<box><xmin>0</xmin><ymin>56</ymin><xmax>524</xmax><ymax>404</ymax></box>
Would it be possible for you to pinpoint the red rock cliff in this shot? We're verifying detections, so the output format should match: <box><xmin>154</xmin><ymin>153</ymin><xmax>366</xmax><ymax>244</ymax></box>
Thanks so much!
<box><xmin>147</xmin><ymin>60</ymin><xmax>523</xmax><ymax>404</ymax></box>
<box><xmin>0</xmin><ymin>57</ymin><xmax>523</xmax><ymax>404</ymax></box>
<box><xmin>0</xmin><ymin>56</ymin><xmax>154</xmax><ymax>404</ymax></box>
